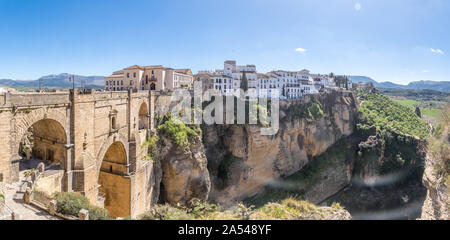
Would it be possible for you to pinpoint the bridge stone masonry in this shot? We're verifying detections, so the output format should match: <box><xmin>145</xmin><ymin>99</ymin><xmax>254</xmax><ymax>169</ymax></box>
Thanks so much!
<box><xmin>0</xmin><ymin>89</ymin><xmax>173</xmax><ymax>218</ymax></box>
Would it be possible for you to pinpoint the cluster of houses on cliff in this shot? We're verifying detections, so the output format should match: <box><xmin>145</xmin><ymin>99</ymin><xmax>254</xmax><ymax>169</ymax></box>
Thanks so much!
<box><xmin>104</xmin><ymin>60</ymin><xmax>352</xmax><ymax>100</ymax></box>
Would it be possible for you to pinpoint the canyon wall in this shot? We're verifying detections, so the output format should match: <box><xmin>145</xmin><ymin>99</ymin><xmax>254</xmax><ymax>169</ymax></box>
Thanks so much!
<box><xmin>156</xmin><ymin>135</ymin><xmax>211</xmax><ymax>205</ymax></box>
<box><xmin>202</xmin><ymin>91</ymin><xmax>358</xmax><ymax>205</ymax></box>
<box><xmin>420</xmin><ymin>155</ymin><xmax>449</xmax><ymax>220</ymax></box>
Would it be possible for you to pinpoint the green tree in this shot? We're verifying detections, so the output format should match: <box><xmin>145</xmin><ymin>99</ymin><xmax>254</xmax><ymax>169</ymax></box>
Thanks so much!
<box><xmin>240</xmin><ymin>71</ymin><xmax>248</xmax><ymax>92</ymax></box>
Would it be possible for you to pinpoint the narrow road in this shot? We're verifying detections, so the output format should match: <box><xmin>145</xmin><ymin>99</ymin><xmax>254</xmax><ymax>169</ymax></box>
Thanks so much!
<box><xmin>2</xmin><ymin>171</ymin><xmax>59</xmax><ymax>220</ymax></box>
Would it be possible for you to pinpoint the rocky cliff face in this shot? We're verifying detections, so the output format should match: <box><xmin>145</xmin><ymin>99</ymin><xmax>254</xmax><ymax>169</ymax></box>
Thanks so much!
<box><xmin>156</xmin><ymin>136</ymin><xmax>211</xmax><ymax>206</ymax></box>
<box><xmin>420</xmin><ymin>155</ymin><xmax>449</xmax><ymax>220</ymax></box>
<box><xmin>203</xmin><ymin>91</ymin><xmax>358</xmax><ymax>206</ymax></box>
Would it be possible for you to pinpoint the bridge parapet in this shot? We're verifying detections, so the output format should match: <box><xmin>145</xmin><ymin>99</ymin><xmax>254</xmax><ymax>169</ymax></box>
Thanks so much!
<box><xmin>93</xmin><ymin>91</ymin><xmax>129</xmax><ymax>101</ymax></box>
<box><xmin>1</xmin><ymin>92</ymin><xmax>70</xmax><ymax>107</ymax></box>
<box><xmin>130</xmin><ymin>90</ymin><xmax>150</xmax><ymax>98</ymax></box>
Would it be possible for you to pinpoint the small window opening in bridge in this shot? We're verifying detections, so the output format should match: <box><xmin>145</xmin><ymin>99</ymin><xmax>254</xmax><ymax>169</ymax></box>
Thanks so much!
<box><xmin>111</xmin><ymin>117</ymin><xmax>117</xmax><ymax>130</ymax></box>
<box><xmin>109</xmin><ymin>165</ymin><xmax>113</xmax><ymax>173</ymax></box>
<box><xmin>138</xmin><ymin>103</ymin><xmax>149</xmax><ymax>130</ymax></box>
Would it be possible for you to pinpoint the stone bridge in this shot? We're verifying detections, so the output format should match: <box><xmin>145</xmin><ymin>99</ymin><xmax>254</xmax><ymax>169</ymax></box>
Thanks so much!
<box><xmin>0</xmin><ymin>89</ymin><xmax>172</xmax><ymax>218</ymax></box>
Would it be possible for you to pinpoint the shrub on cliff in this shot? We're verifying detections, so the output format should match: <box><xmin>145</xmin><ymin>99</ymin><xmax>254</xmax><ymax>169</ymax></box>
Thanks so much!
<box><xmin>288</xmin><ymin>101</ymin><xmax>324</xmax><ymax>121</ymax></box>
<box><xmin>429</xmin><ymin>103</ymin><xmax>450</xmax><ymax>184</ymax></box>
<box><xmin>142</xmin><ymin>134</ymin><xmax>159</xmax><ymax>161</ymax></box>
<box><xmin>54</xmin><ymin>192</ymin><xmax>111</xmax><ymax>220</ymax></box>
<box><xmin>251</xmin><ymin>198</ymin><xmax>350</xmax><ymax>220</ymax></box>
<box><xmin>156</xmin><ymin>114</ymin><xmax>200</xmax><ymax>150</ymax></box>
<box><xmin>55</xmin><ymin>192</ymin><xmax>90</xmax><ymax>216</ymax></box>
<box><xmin>139</xmin><ymin>199</ymin><xmax>220</xmax><ymax>220</ymax></box>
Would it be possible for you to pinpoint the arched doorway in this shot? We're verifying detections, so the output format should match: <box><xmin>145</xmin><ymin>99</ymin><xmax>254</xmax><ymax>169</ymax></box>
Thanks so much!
<box><xmin>19</xmin><ymin>119</ymin><xmax>67</xmax><ymax>171</ymax></box>
<box><xmin>98</xmin><ymin>141</ymin><xmax>131</xmax><ymax>218</ymax></box>
<box><xmin>138</xmin><ymin>103</ymin><xmax>149</xmax><ymax>130</ymax></box>
<box><xmin>150</xmin><ymin>83</ymin><xmax>156</xmax><ymax>90</ymax></box>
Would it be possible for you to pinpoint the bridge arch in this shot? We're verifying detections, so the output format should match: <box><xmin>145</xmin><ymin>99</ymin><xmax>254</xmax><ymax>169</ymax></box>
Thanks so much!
<box><xmin>12</xmin><ymin>108</ymin><xmax>69</xmax><ymax>157</ymax></box>
<box><xmin>11</xmin><ymin>108</ymin><xmax>70</xmax><ymax>183</ymax></box>
<box><xmin>19</xmin><ymin>118</ymin><xmax>67</xmax><ymax>164</ymax></box>
<box><xmin>97</xmin><ymin>140</ymin><xmax>131</xmax><ymax>218</ymax></box>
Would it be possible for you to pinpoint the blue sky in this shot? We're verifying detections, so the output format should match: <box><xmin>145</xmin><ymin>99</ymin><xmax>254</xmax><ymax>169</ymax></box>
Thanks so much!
<box><xmin>0</xmin><ymin>0</ymin><xmax>449</xmax><ymax>84</ymax></box>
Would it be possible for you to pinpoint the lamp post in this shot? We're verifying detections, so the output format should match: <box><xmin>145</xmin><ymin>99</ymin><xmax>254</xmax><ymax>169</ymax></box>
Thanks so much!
<box><xmin>68</xmin><ymin>75</ymin><xmax>75</xmax><ymax>91</ymax></box>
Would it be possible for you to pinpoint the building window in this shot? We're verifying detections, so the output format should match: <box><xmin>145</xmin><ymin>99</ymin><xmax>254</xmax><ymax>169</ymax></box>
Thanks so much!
<box><xmin>127</xmin><ymin>73</ymin><xmax>130</xmax><ymax>78</ymax></box>
<box><xmin>134</xmin><ymin>72</ymin><xmax>136</xmax><ymax>78</ymax></box>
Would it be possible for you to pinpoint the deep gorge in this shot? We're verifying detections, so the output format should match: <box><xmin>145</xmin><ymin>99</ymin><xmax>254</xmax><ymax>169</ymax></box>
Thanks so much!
<box><xmin>148</xmin><ymin>89</ymin><xmax>437</xmax><ymax>220</ymax></box>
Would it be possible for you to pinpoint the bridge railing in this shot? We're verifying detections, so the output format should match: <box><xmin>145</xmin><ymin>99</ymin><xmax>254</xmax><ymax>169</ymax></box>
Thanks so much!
<box><xmin>3</xmin><ymin>92</ymin><xmax>70</xmax><ymax>107</ymax></box>
<box><xmin>93</xmin><ymin>91</ymin><xmax>129</xmax><ymax>101</ymax></box>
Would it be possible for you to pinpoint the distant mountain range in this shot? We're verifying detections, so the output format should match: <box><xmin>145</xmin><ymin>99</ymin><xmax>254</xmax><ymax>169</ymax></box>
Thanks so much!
<box><xmin>348</xmin><ymin>76</ymin><xmax>450</xmax><ymax>93</ymax></box>
<box><xmin>2</xmin><ymin>73</ymin><xmax>449</xmax><ymax>93</ymax></box>
<box><xmin>0</xmin><ymin>73</ymin><xmax>104</xmax><ymax>89</ymax></box>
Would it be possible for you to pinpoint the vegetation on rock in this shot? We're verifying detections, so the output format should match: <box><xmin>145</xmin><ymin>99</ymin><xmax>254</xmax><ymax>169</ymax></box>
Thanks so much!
<box><xmin>139</xmin><ymin>198</ymin><xmax>349</xmax><ymax>220</ymax></box>
<box><xmin>156</xmin><ymin>114</ymin><xmax>201</xmax><ymax>150</ymax></box>
<box><xmin>142</xmin><ymin>134</ymin><xmax>159</xmax><ymax>161</ymax></box>
<box><xmin>429</xmin><ymin>104</ymin><xmax>450</xmax><ymax>184</ymax></box>
<box><xmin>288</xmin><ymin>99</ymin><xmax>324</xmax><ymax>121</ymax></box>
<box><xmin>54</xmin><ymin>192</ymin><xmax>111</xmax><ymax>220</ymax></box>
<box><xmin>357</xmin><ymin>90</ymin><xmax>429</xmax><ymax>139</ymax></box>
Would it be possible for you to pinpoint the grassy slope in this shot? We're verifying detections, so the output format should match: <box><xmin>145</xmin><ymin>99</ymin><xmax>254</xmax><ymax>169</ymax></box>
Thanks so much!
<box><xmin>358</xmin><ymin>91</ymin><xmax>429</xmax><ymax>139</ymax></box>
<box><xmin>393</xmin><ymin>99</ymin><xmax>442</xmax><ymax>118</ymax></box>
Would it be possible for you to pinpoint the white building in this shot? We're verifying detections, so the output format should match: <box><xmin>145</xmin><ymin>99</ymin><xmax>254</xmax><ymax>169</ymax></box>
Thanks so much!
<box><xmin>196</xmin><ymin>60</ymin><xmax>258</xmax><ymax>96</ymax></box>
<box><xmin>223</xmin><ymin>60</ymin><xmax>258</xmax><ymax>91</ymax></box>
<box><xmin>196</xmin><ymin>60</ymin><xmax>338</xmax><ymax>99</ymax></box>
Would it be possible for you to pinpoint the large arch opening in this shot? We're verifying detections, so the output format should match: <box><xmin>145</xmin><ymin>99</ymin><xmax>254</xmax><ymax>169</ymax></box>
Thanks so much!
<box><xmin>138</xmin><ymin>103</ymin><xmax>149</xmax><ymax>130</ymax></box>
<box><xmin>18</xmin><ymin>119</ymin><xmax>67</xmax><ymax>172</ymax></box>
<box><xmin>98</xmin><ymin>141</ymin><xmax>131</xmax><ymax>218</ymax></box>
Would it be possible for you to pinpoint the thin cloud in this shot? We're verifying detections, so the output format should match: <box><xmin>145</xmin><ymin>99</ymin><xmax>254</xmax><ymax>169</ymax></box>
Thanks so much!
<box><xmin>295</xmin><ymin>48</ymin><xmax>306</xmax><ymax>53</ymax></box>
<box><xmin>355</xmin><ymin>3</ymin><xmax>361</xmax><ymax>11</ymax></box>
<box><xmin>421</xmin><ymin>70</ymin><xmax>430</xmax><ymax>73</ymax></box>
<box><xmin>430</xmin><ymin>48</ymin><xmax>444</xmax><ymax>55</ymax></box>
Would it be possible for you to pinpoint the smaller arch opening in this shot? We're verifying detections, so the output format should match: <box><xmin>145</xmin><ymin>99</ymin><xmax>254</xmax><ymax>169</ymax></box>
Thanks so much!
<box><xmin>138</xmin><ymin>103</ymin><xmax>149</xmax><ymax>130</ymax></box>
<box><xmin>98</xmin><ymin>141</ymin><xmax>130</xmax><ymax>218</ymax></box>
